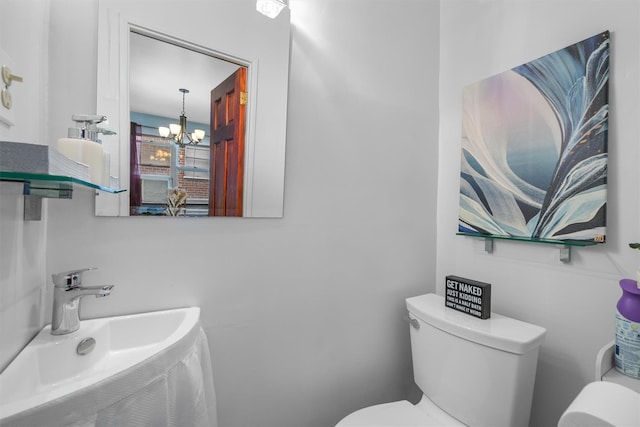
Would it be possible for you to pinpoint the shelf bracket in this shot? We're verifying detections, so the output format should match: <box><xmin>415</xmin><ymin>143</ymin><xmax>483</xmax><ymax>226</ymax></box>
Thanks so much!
<box><xmin>22</xmin><ymin>181</ymin><xmax>73</xmax><ymax>221</ymax></box>
<box><xmin>559</xmin><ymin>245</ymin><xmax>571</xmax><ymax>263</ymax></box>
<box><xmin>24</xmin><ymin>194</ymin><xmax>42</xmax><ymax>221</ymax></box>
<box><xmin>484</xmin><ymin>238</ymin><xmax>494</xmax><ymax>254</ymax></box>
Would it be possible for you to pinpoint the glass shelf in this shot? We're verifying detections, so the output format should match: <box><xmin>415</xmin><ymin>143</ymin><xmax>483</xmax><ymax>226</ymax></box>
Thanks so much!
<box><xmin>456</xmin><ymin>232</ymin><xmax>601</xmax><ymax>263</ymax></box>
<box><xmin>0</xmin><ymin>171</ymin><xmax>126</xmax><ymax>198</ymax></box>
<box><xmin>456</xmin><ymin>232</ymin><xmax>599</xmax><ymax>247</ymax></box>
<box><xmin>0</xmin><ymin>171</ymin><xmax>126</xmax><ymax>221</ymax></box>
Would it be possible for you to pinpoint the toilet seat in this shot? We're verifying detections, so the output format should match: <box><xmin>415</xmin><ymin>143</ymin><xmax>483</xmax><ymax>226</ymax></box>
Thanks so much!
<box><xmin>335</xmin><ymin>396</ymin><xmax>465</xmax><ymax>427</ymax></box>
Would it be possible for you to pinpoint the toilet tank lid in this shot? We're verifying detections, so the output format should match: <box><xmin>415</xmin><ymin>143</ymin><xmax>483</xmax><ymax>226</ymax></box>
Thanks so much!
<box><xmin>406</xmin><ymin>294</ymin><xmax>546</xmax><ymax>354</ymax></box>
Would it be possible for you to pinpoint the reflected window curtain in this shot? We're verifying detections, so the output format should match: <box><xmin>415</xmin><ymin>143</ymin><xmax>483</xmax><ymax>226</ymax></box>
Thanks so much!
<box><xmin>130</xmin><ymin>122</ymin><xmax>142</xmax><ymax>214</ymax></box>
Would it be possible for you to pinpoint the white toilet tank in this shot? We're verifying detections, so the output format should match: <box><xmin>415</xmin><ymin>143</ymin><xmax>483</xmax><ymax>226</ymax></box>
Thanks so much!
<box><xmin>407</xmin><ymin>294</ymin><xmax>546</xmax><ymax>427</ymax></box>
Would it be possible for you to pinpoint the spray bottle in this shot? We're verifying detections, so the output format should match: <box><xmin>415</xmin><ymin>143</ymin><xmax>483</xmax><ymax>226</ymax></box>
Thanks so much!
<box><xmin>614</xmin><ymin>266</ymin><xmax>640</xmax><ymax>378</ymax></box>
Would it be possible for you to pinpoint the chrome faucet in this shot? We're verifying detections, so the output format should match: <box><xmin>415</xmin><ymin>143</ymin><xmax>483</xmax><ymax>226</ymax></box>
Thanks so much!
<box><xmin>51</xmin><ymin>267</ymin><xmax>114</xmax><ymax>335</ymax></box>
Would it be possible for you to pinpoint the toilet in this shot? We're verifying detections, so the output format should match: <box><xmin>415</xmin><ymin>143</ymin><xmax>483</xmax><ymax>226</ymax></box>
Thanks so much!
<box><xmin>336</xmin><ymin>293</ymin><xmax>547</xmax><ymax>427</ymax></box>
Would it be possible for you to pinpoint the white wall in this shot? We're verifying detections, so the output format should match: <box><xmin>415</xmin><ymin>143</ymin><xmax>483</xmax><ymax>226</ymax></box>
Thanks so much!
<box><xmin>437</xmin><ymin>1</ymin><xmax>640</xmax><ymax>426</ymax></box>
<box><xmin>43</xmin><ymin>1</ymin><xmax>440</xmax><ymax>427</ymax></box>
<box><xmin>10</xmin><ymin>1</ymin><xmax>627</xmax><ymax>426</ymax></box>
<box><xmin>0</xmin><ymin>0</ymin><xmax>50</xmax><ymax>371</ymax></box>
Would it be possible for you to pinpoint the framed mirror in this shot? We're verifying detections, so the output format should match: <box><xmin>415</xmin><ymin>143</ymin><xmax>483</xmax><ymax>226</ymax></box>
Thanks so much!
<box><xmin>95</xmin><ymin>0</ymin><xmax>290</xmax><ymax>217</ymax></box>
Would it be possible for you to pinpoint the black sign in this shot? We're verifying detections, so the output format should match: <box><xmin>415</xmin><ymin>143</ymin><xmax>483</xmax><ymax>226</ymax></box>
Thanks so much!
<box><xmin>445</xmin><ymin>275</ymin><xmax>491</xmax><ymax>319</ymax></box>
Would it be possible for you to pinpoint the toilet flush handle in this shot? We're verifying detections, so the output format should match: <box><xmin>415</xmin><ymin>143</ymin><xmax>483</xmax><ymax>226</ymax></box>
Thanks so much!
<box><xmin>404</xmin><ymin>315</ymin><xmax>420</xmax><ymax>330</ymax></box>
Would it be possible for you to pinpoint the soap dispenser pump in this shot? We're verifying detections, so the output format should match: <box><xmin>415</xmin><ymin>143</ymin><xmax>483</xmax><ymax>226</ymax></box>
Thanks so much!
<box><xmin>57</xmin><ymin>114</ymin><xmax>116</xmax><ymax>186</ymax></box>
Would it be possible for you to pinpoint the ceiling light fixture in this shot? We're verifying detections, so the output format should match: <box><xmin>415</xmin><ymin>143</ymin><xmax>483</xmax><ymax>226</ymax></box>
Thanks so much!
<box><xmin>256</xmin><ymin>0</ymin><xmax>286</xmax><ymax>19</ymax></box>
<box><xmin>158</xmin><ymin>88</ymin><xmax>205</xmax><ymax>147</ymax></box>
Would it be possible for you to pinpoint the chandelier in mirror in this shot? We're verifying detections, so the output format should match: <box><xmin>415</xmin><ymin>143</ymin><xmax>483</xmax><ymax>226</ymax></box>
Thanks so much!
<box><xmin>158</xmin><ymin>88</ymin><xmax>206</xmax><ymax>147</ymax></box>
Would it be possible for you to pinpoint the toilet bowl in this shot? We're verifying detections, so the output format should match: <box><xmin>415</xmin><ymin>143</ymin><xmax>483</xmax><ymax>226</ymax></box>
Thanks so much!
<box><xmin>336</xmin><ymin>395</ymin><xmax>463</xmax><ymax>426</ymax></box>
<box><xmin>336</xmin><ymin>293</ymin><xmax>546</xmax><ymax>427</ymax></box>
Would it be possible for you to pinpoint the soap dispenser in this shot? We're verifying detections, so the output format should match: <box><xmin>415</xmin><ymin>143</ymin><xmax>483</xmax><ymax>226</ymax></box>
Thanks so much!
<box><xmin>57</xmin><ymin>114</ymin><xmax>115</xmax><ymax>186</ymax></box>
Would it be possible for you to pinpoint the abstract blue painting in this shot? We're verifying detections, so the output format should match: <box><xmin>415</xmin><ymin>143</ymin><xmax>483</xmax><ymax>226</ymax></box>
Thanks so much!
<box><xmin>459</xmin><ymin>31</ymin><xmax>609</xmax><ymax>243</ymax></box>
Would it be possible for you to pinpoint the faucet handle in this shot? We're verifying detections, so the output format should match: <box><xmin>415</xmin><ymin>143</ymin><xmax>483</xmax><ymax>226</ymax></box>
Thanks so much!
<box><xmin>52</xmin><ymin>267</ymin><xmax>97</xmax><ymax>288</ymax></box>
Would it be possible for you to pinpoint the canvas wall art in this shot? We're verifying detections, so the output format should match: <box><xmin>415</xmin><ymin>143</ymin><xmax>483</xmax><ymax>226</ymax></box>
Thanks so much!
<box><xmin>458</xmin><ymin>31</ymin><xmax>610</xmax><ymax>243</ymax></box>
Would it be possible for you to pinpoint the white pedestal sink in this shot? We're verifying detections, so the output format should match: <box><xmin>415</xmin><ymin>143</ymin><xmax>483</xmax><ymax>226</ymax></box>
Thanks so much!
<box><xmin>0</xmin><ymin>307</ymin><xmax>217</xmax><ymax>426</ymax></box>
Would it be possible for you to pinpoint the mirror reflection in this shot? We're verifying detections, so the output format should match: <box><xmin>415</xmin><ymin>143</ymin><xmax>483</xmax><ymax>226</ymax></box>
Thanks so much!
<box><xmin>129</xmin><ymin>32</ymin><xmax>245</xmax><ymax>216</ymax></box>
<box><xmin>95</xmin><ymin>0</ymin><xmax>290</xmax><ymax>218</ymax></box>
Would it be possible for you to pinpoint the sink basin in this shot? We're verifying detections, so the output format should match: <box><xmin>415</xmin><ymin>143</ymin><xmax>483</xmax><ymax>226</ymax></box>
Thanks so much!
<box><xmin>0</xmin><ymin>307</ymin><xmax>200</xmax><ymax>420</ymax></box>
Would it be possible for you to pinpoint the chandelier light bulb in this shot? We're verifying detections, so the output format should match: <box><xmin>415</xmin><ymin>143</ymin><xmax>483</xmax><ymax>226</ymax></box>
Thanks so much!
<box><xmin>159</xmin><ymin>127</ymin><xmax>170</xmax><ymax>138</ymax></box>
<box><xmin>194</xmin><ymin>129</ymin><xmax>206</xmax><ymax>141</ymax></box>
<box><xmin>169</xmin><ymin>123</ymin><xmax>181</xmax><ymax>135</ymax></box>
